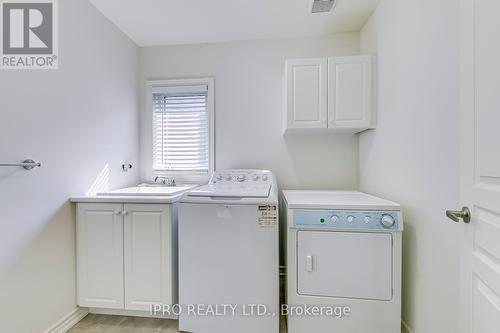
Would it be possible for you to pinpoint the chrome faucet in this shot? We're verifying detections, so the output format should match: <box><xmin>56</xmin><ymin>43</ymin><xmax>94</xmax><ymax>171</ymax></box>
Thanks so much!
<box><xmin>154</xmin><ymin>176</ymin><xmax>176</xmax><ymax>187</ymax></box>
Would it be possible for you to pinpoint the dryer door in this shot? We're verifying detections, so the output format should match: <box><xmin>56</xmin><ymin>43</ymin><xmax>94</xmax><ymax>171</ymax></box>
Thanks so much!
<box><xmin>297</xmin><ymin>231</ymin><xmax>392</xmax><ymax>301</ymax></box>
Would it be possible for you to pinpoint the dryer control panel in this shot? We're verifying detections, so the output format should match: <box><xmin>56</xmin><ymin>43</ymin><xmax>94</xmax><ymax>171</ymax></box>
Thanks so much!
<box><xmin>292</xmin><ymin>210</ymin><xmax>401</xmax><ymax>231</ymax></box>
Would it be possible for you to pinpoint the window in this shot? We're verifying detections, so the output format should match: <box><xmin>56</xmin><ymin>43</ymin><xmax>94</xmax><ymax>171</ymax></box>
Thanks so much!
<box><xmin>146</xmin><ymin>78</ymin><xmax>214</xmax><ymax>182</ymax></box>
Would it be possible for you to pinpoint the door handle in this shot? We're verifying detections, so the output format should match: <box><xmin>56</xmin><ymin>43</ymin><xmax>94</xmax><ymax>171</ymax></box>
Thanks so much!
<box><xmin>446</xmin><ymin>206</ymin><xmax>471</xmax><ymax>223</ymax></box>
<box><xmin>306</xmin><ymin>255</ymin><xmax>314</xmax><ymax>272</ymax></box>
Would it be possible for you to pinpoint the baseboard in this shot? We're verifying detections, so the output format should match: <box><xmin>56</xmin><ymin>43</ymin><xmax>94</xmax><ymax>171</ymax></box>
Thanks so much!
<box><xmin>44</xmin><ymin>307</ymin><xmax>89</xmax><ymax>333</ymax></box>
<box><xmin>401</xmin><ymin>319</ymin><xmax>414</xmax><ymax>333</ymax></box>
<box><xmin>89</xmin><ymin>307</ymin><xmax>178</xmax><ymax>320</ymax></box>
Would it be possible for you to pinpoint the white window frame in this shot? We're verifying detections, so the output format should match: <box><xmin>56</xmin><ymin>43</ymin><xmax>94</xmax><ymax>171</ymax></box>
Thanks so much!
<box><xmin>144</xmin><ymin>78</ymin><xmax>215</xmax><ymax>184</ymax></box>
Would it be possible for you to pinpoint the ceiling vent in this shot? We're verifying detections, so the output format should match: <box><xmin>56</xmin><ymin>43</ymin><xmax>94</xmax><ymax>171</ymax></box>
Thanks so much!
<box><xmin>311</xmin><ymin>0</ymin><xmax>337</xmax><ymax>13</ymax></box>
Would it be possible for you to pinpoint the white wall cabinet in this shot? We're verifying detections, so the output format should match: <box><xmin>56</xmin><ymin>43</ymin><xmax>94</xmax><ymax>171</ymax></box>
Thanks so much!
<box><xmin>77</xmin><ymin>203</ymin><xmax>177</xmax><ymax>312</ymax></box>
<box><xmin>284</xmin><ymin>55</ymin><xmax>374</xmax><ymax>134</ymax></box>
<box><xmin>284</xmin><ymin>58</ymin><xmax>328</xmax><ymax>130</ymax></box>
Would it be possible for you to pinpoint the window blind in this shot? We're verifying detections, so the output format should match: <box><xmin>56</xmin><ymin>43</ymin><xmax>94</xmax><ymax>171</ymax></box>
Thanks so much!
<box><xmin>152</xmin><ymin>85</ymin><xmax>209</xmax><ymax>173</ymax></box>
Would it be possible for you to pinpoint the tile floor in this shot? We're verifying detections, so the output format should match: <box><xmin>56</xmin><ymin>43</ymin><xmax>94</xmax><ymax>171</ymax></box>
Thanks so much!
<box><xmin>68</xmin><ymin>314</ymin><xmax>178</xmax><ymax>333</ymax></box>
<box><xmin>68</xmin><ymin>314</ymin><xmax>287</xmax><ymax>332</ymax></box>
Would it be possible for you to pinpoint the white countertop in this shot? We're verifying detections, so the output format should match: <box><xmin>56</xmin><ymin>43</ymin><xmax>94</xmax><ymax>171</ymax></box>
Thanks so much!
<box><xmin>71</xmin><ymin>184</ymin><xmax>198</xmax><ymax>204</ymax></box>
<box><xmin>70</xmin><ymin>193</ymin><xmax>185</xmax><ymax>204</ymax></box>
<box><xmin>282</xmin><ymin>190</ymin><xmax>401</xmax><ymax>210</ymax></box>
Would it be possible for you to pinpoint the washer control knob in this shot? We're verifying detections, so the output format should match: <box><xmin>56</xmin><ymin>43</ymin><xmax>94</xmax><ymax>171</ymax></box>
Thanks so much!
<box><xmin>330</xmin><ymin>215</ymin><xmax>339</xmax><ymax>223</ymax></box>
<box><xmin>262</xmin><ymin>175</ymin><xmax>268</xmax><ymax>181</ymax></box>
<box><xmin>381</xmin><ymin>214</ymin><xmax>395</xmax><ymax>228</ymax></box>
<box><xmin>253</xmin><ymin>175</ymin><xmax>259</xmax><ymax>181</ymax></box>
<box><xmin>347</xmin><ymin>215</ymin><xmax>355</xmax><ymax>223</ymax></box>
<box><xmin>364</xmin><ymin>216</ymin><xmax>371</xmax><ymax>224</ymax></box>
<box><xmin>216</xmin><ymin>174</ymin><xmax>223</xmax><ymax>181</ymax></box>
<box><xmin>237</xmin><ymin>174</ymin><xmax>246</xmax><ymax>182</ymax></box>
<box><xmin>225</xmin><ymin>175</ymin><xmax>232</xmax><ymax>181</ymax></box>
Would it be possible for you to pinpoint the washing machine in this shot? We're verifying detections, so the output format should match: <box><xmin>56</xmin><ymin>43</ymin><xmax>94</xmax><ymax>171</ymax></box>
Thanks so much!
<box><xmin>178</xmin><ymin>169</ymin><xmax>279</xmax><ymax>333</ymax></box>
<box><xmin>283</xmin><ymin>190</ymin><xmax>402</xmax><ymax>333</ymax></box>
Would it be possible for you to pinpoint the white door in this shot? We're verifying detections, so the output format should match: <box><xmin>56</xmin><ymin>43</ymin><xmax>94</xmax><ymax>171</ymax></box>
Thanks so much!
<box><xmin>76</xmin><ymin>203</ymin><xmax>124</xmax><ymax>309</ymax></box>
<box><xmin>327</xmin><ymin>56</ymin><xmax>373</xmax><ymax>129</ymax></box>
<box><xmin>285</xmin><ymin>58</ymin><xmax>328</xmax><ymax>130</ymax></box>
<box><xmin>123</xmin><ymin>204</ymin><xmax>173</xmax><ymax>311</ymax></box>
<box><xmin>297</xmin><ymin>231</ymin><xmax>392</xmax><ymax>301</ymax></box>
<box><xmin>458</xmin><ymin>1</ymin><xmax>500</xmax><ymax>332</ymax></box>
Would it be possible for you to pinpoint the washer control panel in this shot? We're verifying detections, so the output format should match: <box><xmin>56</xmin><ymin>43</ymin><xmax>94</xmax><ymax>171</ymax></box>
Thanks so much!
<box><xmin>211</xmin><ymin>169</ymin><xmax>273</xmax><ymax>184</ymax></box>
<box><xmin>293</xmin><ymin>210</ymin><xmax>400</xmax><ymax>231</ymax></box>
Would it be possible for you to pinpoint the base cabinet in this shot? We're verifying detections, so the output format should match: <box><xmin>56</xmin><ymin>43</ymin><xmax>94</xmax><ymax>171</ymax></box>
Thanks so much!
<box><xmin>77</xmin><ymin>203</ymin><xmax>124</xmax><ymax>309</ymax></box>
<box><xmin>77</xmin><ymin>203</ymin><xmax>176</xmax><ymax>311</ymax></box>
<box><xmin>124</xmin><ymin>204</ymin><xmax>174</xmax><ymax>311</ymax></box>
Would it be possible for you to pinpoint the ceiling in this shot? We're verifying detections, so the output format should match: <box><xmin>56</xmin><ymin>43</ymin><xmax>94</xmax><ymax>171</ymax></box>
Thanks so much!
<box><xmin>89</xmin><ymin>0</ymin><xmax>380</xmax><ymax>47</ymax></box>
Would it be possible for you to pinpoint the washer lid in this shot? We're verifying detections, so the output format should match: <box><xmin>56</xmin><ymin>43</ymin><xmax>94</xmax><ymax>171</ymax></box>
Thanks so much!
<box><xmin>188</xmin><ymin>184</ymin><xmax>271</xmax><ymax>198</ymax></box>
<box><xmin>282</xmin><ymin>190</ymin><xmax>400</xmax><ymax>210</ymax></box>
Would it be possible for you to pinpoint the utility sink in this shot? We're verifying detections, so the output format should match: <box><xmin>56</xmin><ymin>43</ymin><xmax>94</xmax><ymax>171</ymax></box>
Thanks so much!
<box><xmin>98</xmin><ymin>184</ymin><xmax>196</xmax><ymax>197</ymax></box>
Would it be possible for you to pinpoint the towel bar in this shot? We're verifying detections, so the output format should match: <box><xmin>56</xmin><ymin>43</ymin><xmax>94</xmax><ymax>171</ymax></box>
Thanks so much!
<box><xmin>0</xmin><ymin>159</ymin><xmax>41</xmax><ymax>170</ymax></box>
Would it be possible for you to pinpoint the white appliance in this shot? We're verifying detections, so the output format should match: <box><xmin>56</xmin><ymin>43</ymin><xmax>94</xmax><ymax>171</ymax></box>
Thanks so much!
<box><xmin>283</xmin><ymin>191</ymin><xmax>403</xmax><ymax>333</ymax></box>
<box><xmin>178</xmin><ymin>169</ymin><xmax>279</xmax><ymax>333</ymax></box>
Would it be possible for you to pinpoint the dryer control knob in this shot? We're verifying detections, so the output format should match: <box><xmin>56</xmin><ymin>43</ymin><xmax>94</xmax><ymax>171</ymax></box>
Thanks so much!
<box><xmin>262</xmin><ymin>175</ymin><xmax>268</xmax><ymax>181</ymax></box>
<box><xmin>225</xmin><ymin>175</ymin><xmax>232</xmax><ymax>181</ymax></box>
<box><xmin>381</xmin><ymin>214</ymin><xmax>395</xmax><ymax>228</ymax></box>
<box><xmin>237</xmin><ymin>175</ymin><xmax>246</xmax><ymax>182</ymax></box>
<box><xmin>216</xmin><ymin>174</ymin><xmax>223</xmax><ymax>181</ymax></box>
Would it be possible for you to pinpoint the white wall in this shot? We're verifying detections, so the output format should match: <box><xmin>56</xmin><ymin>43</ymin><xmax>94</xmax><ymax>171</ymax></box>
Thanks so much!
<box><xmin>140</xmin><ymin>34</ymin><xmax>360</xmax><ymax>190</ymax></box>
<box><xmin>359</xmin><ymin>1</ymin><xmax>460</xmax><ymax>332</ymax></box>
<box><xmin>0</xmin><ymin>0</ymin><xmax>139</xmax><ymax>332</ymax></box>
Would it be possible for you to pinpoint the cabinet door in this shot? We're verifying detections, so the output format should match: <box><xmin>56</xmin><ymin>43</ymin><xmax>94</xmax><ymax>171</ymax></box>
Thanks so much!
<box><xmin>285</xmin><ymin>58</ymin><xmax>328</xmax><ymax>131</ymax></box>
<box><xmin>124</xmin><ymin>204</ymin><xmax>173</xmax><ymax>311</ymax></box>
<box><xmin>77</xmin><ymin>203</ymin><xmax>124</xmax><ymax>309</ymax></box>
<box><xmin>328</xmin><ymin>56</ymin><xmax>373</xmax><ymax>130</ymax></box>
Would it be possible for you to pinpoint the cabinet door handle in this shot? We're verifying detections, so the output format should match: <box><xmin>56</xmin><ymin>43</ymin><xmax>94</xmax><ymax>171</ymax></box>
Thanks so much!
<box><xmin>121</xmin><ymin>211</ymin><xmax>129</xmax><ymax>216</ymax></box>
<box><xmin>114</xmin><ymin>210</ymin><xmax>121</xmax><ymax>215</ymax></box>
<box><xmin>306</xmin><ymin>255</ymin><xmax>314</xmax><ymax>272</ymax></box>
